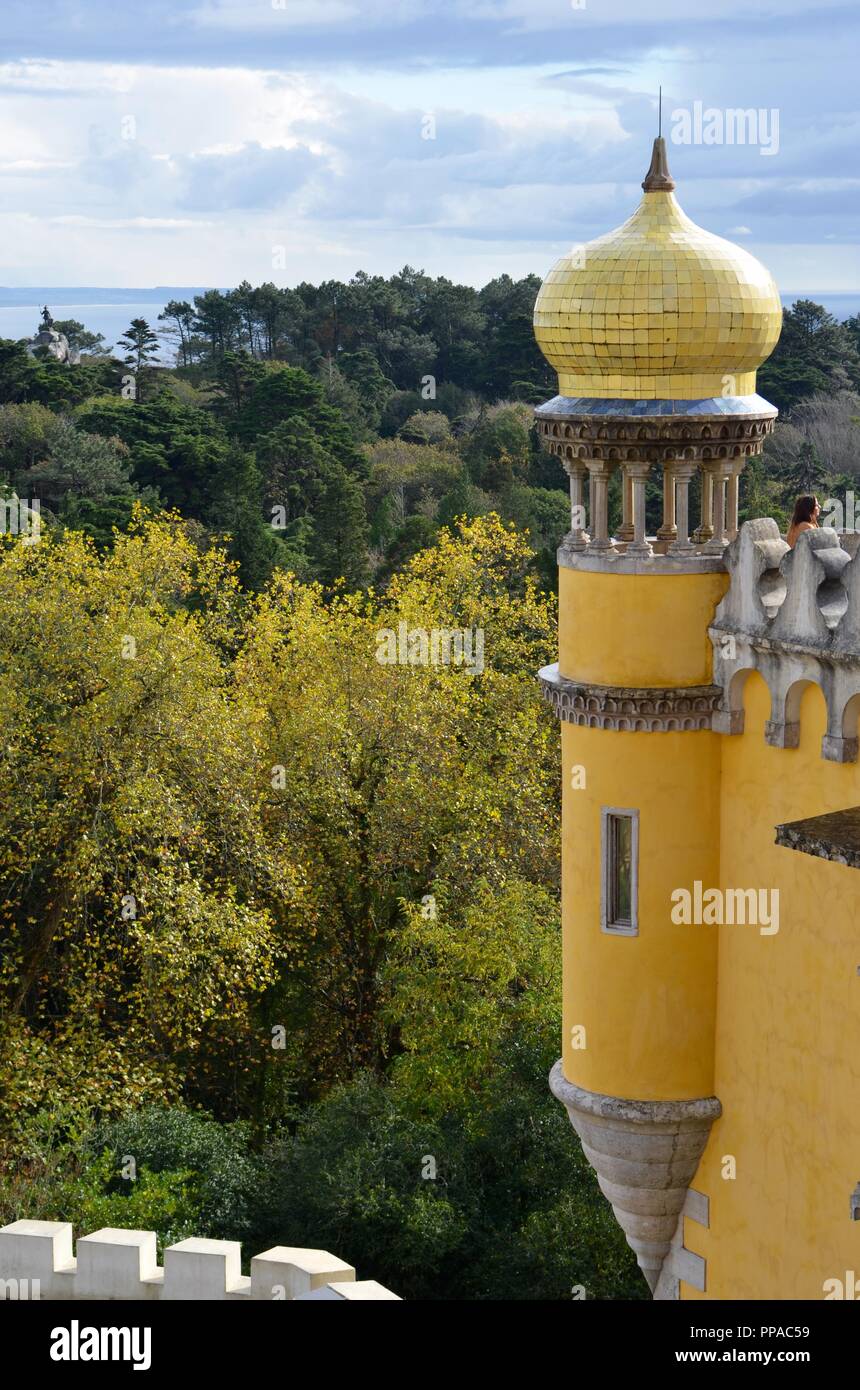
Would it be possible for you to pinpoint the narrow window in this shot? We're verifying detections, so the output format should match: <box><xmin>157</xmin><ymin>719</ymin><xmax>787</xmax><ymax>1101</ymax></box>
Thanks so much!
<box><xmin>601</xmin><ymin>807</ymin><xmax>639</xmax><ymax>936</ymax></box>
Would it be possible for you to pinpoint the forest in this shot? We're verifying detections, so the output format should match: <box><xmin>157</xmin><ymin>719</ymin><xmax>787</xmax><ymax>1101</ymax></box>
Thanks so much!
<box><xmin>0</xmin><ymin>270</ymin><xmax>858</xmax><ymax>1299</ymax></box>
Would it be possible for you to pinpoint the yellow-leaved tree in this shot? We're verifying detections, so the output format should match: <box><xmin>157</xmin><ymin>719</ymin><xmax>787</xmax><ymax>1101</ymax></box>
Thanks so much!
<box><xmin>0</xmin><ymin>510</ymin><xmax>559</xmax><ymax>1139</ymax></box>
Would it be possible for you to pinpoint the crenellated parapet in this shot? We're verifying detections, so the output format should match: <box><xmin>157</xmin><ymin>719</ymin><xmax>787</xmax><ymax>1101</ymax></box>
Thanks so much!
<box><xmin>710</xmin><ymin>520</ymin><xmax>860</xmax><ymax>762</ymax></box>
<box><xmin>0</xmin><ymin>1221</ymin><xmax>400</xmax><ymax>1301</ymax></box>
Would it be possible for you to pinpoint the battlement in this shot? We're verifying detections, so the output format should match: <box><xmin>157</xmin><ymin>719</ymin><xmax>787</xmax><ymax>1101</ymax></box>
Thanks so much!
<box><xmin>0</xmin><ymin>1221</ymin><xmax>400</xmax><ymax>1301</ymax></box>
<box><xmin>711</xmin><ymin>519</ymin><xmax>860</xmax><ymax>761</ymax></box>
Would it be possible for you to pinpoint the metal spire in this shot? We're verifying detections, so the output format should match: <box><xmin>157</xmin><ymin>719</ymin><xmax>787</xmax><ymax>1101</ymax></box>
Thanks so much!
<box><xmin>642</xmin><ymin>89</ymin><xmax>675</xmax><ymax>193</ymax></box>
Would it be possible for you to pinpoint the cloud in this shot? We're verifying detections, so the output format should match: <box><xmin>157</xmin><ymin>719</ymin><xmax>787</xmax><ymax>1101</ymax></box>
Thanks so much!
<box><xmin>0</xmin><ymin>6</ymin><xmax>854</xmax><ymax>288</ymax></box>
<box><xmin>545</xmin><ymin>67</ymin><xmax>633</xmax><ymax>80</ymax></box>
<box><xmin>48</xmin><ymin>215</ymin><xmax>214</xmax><ymax>229</ymax></box>
<box><xmin>188</xmin><ymin>0</ymin><xmax>412</xmax><ymax>31</ymax></box>
<box><xmin>171</xmin><ymin>142</ymin><xmax>323</xmax><ymax>211</ymax></box>
<box><xmin>0</xmin><ymin>0</ymin><xmax>854</xmax><ymax>71</ymax></box>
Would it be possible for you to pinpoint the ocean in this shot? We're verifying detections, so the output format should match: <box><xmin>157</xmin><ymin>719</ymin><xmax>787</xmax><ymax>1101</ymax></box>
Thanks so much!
<box><xmin>0</xmin><ymin>290</ymin><xmax>219</xmax><ymax>361</ymax></box>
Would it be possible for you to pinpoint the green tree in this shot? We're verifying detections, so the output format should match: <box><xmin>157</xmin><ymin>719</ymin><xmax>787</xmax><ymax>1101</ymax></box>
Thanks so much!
<box><xmin>117</xmin><ymin>319</ymin><xmax>161</xmax><ymax>400</ymax></box>
<box><xmin>774</xmin><ymin>439</ymin><xmax>826</xmax><ymax>504</ymax></box>
<box><xmin>76</xmin><ymin>392</ymin><xmax>228</xmax><ymax>513</ymax></box>
<box><xmin>13</xmin><ymin>417</ymin><xmax>137</xmax><ymax>519</ymax></box>
<box><xmin>206</xmin><ymin>445</ymin><xmax>282</xmax><ymax>590</ymax></box>
<box><xmin>193</xmin><ymin>290</ymin><xmax>242</xmax><ymax>362</ymax></box>
<box><xmin>0</xmin><ymin>341</ymin><xmax>37</xmax><ymax>404</ymax></box>
<box><xmin>158</xmin><ymin>301</ymin><xmax>196</xmax><ymax>368</ymax></box>
<box><xmin>398</xmin><ymin>410</ymin><xmax>452</xmax><ymax>446</ymax></box>
<box><xmin>231</xmin><ymin>363</ymin><xmax>366</xmax><ymax>477</ymax></box>
<box><xmin>51</xmin><ymin>320</ymin><xmax>111</xmax><ymax>356</ymax></box>
<box><xmin>337</xmin><ymin>348</ymin><xmax>396</xmax><ymax>432</ymax></box>
<box><xmin>759</xmin><ymin>299</ymin><xmax>860</xmax><ymax>411</ymax></box>
<box><xmin>237</xmin><ymin>516</ymin><xmax>558</xmax><ymax>1083</ymax></box>
<box><xmin>307</xmin><ymin>460</ymin><xmax>370</xmax><ymax>588</ymax></box>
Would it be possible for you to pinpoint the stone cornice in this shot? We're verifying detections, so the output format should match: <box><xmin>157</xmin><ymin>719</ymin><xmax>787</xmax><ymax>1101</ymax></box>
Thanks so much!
<box><xmin>550</xmin><ymin>1070</ymin><xmax>722</xmax><ymax>1126</ymax></box>
<box><xmin>535</xmin><ymin>395</ymin><xmax>776</xmax><ymax>468</ymax></box>
<box><xmin>557</xmin><ymin>545</ymin><xmax>727</xmax><ymax>575</ymax></box>
<box><xmin>538</xmin><ymin>663</ymin><xmax>722</xmax><ymax>732</ymax></box>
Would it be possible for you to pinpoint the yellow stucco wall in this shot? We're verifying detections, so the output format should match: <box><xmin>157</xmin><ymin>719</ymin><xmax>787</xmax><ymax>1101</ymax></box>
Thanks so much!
<box><xmin>561</xmin><ymin>720</ymin><xmax>720</xmax><ymax>1099</ymax></box>
<box><xmin>558</xmin><ymin>567</ymin><xmax>728</xmax><ymax>687</ymax></box>
<box><xmin>681</xmin><ymin>673</ymin><xmax>860</xmax><ymax>1299</ymax></box>
<box><xmin>558</xmin><ymin>562</ymin><xmax>860</xmax><ymax>1297</ymax></box>
<box><xmin>559</xmin><ymin>565</ymin><xmax>725</xmax><ymax>1098</ymax></box>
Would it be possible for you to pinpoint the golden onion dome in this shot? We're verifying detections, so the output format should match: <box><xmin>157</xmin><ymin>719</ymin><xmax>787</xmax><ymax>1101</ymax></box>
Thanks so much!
<box><xmin>533</xmin><ymin>138</ymin><xmax>782</xmax><ymax>400</ymax></box>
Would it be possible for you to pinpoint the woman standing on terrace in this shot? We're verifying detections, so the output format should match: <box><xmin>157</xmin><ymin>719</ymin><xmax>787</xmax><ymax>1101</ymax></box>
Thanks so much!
<box><xmin>787</xmin><ymin>494</ymin><xmax>820</xmax><ymax>547</ymax></box>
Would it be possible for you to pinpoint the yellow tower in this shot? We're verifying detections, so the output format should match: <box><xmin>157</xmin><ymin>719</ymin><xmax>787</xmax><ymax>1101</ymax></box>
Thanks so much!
<box><xmin>534</xmin><ymin>137</ymin><xmax>782</xmax><ymax>1294</ymax></box>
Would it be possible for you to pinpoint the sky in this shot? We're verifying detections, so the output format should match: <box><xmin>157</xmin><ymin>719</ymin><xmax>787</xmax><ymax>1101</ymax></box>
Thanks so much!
<box><xmin>0</xmin><ymin>0</ymin><xmax>857</xmax><ymax>291</ymax></box>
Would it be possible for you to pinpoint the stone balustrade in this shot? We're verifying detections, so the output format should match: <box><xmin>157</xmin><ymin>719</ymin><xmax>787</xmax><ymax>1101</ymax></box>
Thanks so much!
<box><xmin>0</xmin><ymin>1221</ymin><xmax>400</xmax><ymax>1301</ymax></box>
<box><xmin>711</xmin><ymin>519</ymin><xmax>860</xmax><ymax>761</ymax></box>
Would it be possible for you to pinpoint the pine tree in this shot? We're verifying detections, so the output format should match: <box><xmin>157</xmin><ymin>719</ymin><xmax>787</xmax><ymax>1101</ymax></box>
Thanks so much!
<box><xmin>117</xmin><ymin>318</ymin><xmax>161</xmax><ymax>402</ymax></box>
<box><xmin>309</xmin><ymin>461</ymin><xmax>370</xmax><ymax>588</ymax></box>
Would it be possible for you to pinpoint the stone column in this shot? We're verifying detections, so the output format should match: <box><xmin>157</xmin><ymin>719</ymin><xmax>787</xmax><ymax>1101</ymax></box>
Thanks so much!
<box><xmin>562</xmin><ymin>458</ymin><xmax>590</xmax><ymax>551</ymax></box>
<box><xmin>617</xmin><ymin>469</ymin><xmax>634</xmax><ymax>543</ymax></box>
<box><xmin>693</xmin><ymin>468</ymin><xmax>713</xmax><ymax>544</ymax></box>
<box><xmin>726</xmin><ymin>463</ymin><xmax>743</xmax><ymax>540</ymax></box>
<box><xmin>656</xmin><ymin>462</ymin><xmax>677</xmax><ymax>544</ymax></box>
<box><xmin>625</xmin><ymin>461</ymin><xmax>653</xmax><ymax>557</ymax></box>
<box><xmin>704</xmin><ymin>463</ymin><xmax>734</xmax><ymax>554</ymax></box>
<box><xmin>668</xmin><ymin>462</ymin><xmax>698</xmax><ymax>555</ymax></box>
<box><xmin>585</xmin><ymin>461</ymin><xmax>616</xmax><ymax>552</ymax></box>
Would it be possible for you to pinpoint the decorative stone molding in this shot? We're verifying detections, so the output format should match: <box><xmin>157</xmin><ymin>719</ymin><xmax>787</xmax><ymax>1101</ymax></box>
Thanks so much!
<box><xmin>710</xmin><ymin>520</ymin><xmax>860</xmax><ymax>762</ymax></box>
<box><xmin>538</xmin><ymin>663</ymin><xmax>722</xmax><ymax>731</ymax></box>
<box><xmin>549</xmin><ymin>1063</ymin><xmax>721</xmax><ymax>1295</ymax></box>
<box><xmin>557</xmin><ymin>544</ymin><xmax>727</xmax><ymax>575</ymax></box>
<box><xmin>0</xmin><ymin>1221</ymin><xmax>400</xmax><ymax>1301</ymax></box>
<box><xmin>535</xmin><ymin>395</ymin><xmax>776</xmax><ymax>468</ymax></box>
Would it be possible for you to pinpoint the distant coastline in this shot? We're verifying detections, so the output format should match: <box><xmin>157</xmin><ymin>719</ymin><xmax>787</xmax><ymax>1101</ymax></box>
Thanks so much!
<box><xmin>0</xmin><ymin>287</ymin><xmax>222</xmax><ymax>307</ymax></box>
<box><xmin>0</xmin><ymin>291</ymin><xmax>224</xmax><ymax>360</ymax></box>
<box><xmin>0</xmin><ymin>288</ymin><xmax>856</xmax><ymax>365</ymax></box>
<box><xmin>0</xmin><ymin>287</ymin><xmax>856</xmax><ymax>314</ymax></box>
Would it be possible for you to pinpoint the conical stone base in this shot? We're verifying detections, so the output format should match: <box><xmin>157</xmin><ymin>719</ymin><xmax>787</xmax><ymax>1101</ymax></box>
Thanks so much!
<box><xmin>550</xmin><ymin>1061</ymin><xmax>721</xmax><ymax>1293</ymax></box>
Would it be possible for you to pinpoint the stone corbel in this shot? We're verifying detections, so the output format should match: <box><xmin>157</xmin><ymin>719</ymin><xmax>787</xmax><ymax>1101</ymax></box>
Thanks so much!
<box><xmin>550</xmin><ymin>1063</ymin><xmax>721</xmax><ymax>1297</ymax></box>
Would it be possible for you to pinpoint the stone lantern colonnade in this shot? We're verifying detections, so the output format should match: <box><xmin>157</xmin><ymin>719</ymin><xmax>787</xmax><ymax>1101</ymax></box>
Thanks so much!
<box><xmin>535</xmin><ymin>404</ymin><xmax>776</xmax><ymax>559</ymax></box>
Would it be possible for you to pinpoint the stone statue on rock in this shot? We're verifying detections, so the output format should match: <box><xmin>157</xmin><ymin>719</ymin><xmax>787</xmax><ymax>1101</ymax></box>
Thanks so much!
<box><xmin>25</xmin><ymin>306</ymin><xmax>80</xmax><ymax>365</ymax></box>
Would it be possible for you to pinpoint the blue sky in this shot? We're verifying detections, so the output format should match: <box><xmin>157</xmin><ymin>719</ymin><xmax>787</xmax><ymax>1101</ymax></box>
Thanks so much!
<box><xmin>0</xmin><ymin>0</ymin><xmax>856</xmax><ymax>290</ymax></box>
